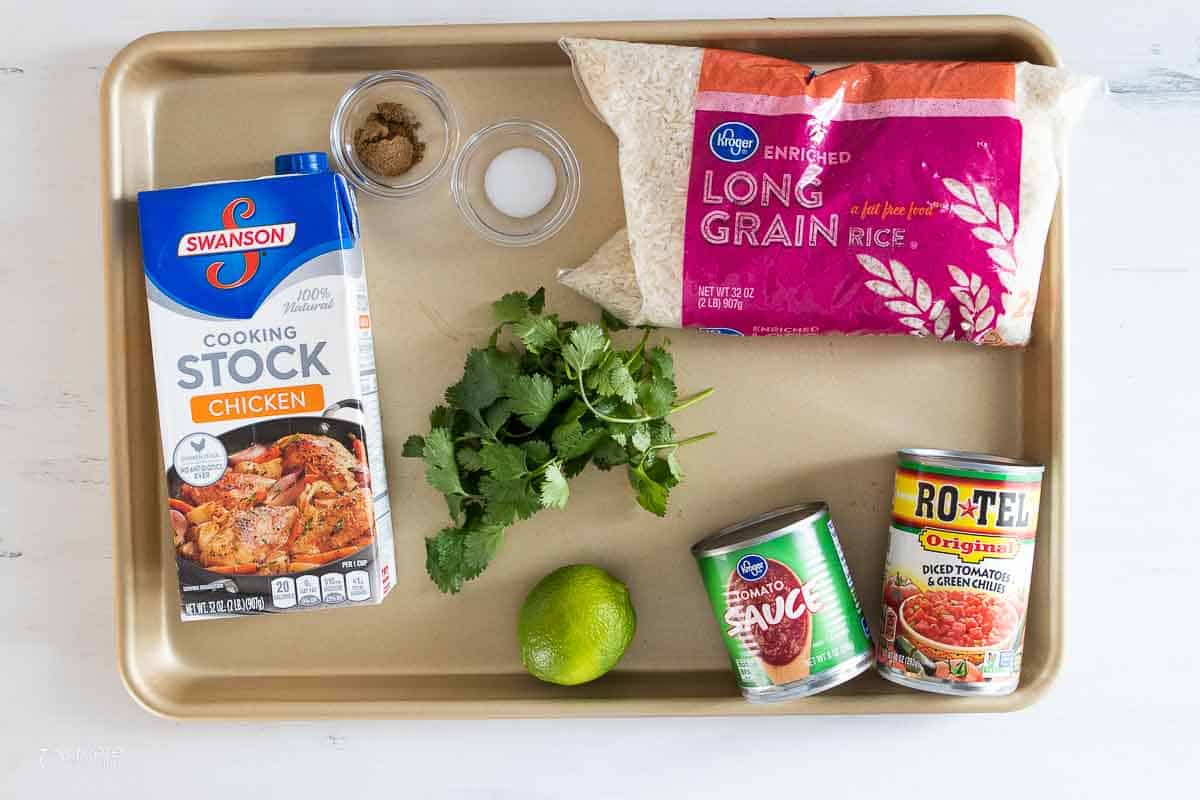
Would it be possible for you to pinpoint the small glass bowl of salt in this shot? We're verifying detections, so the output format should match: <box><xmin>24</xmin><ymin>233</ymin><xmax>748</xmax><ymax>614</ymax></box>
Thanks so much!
<box><xmin>450</xmin><ymin>119</ymin><xmax>580</xmax><ymax>247</ymax></box>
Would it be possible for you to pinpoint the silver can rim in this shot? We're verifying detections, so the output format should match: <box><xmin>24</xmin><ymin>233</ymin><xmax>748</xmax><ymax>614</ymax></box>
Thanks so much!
<box><xmin>876</xmin><ymin>662</ymin><xmax>1019</xmax><ymax>696</ymax></box>
<box><xmin>690</xmin><ymin>501</ymin><xmax>829</xmax><ymax>558</ymax></box>
<box><xmin>898</xmin><ymin>448</ymin><xmax>1044</xmax><ymax>478</ymax></box>
<box><xmin>743</xmin><ymin>650</ymin><xmax>875</xmax><ymax>703</ymax></box>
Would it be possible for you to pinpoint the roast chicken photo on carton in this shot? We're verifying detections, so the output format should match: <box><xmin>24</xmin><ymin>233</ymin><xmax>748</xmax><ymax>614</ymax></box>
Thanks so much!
<box><xmin>169</xmin><ymin>433</ymin><xmax>375</xmax><ymax>576</ymax></box>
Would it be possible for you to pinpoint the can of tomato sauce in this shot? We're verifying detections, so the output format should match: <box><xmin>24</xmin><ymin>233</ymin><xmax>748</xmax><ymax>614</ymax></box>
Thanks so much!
<box><xmin>691</xmin><ymin>503</ymin><xmax>874</xmax><ymax>703</ymax></box>
<box><xmin>878</xmin><ymin>449</ymin><xmax>1045</xmax><ymax>695</ymax></box>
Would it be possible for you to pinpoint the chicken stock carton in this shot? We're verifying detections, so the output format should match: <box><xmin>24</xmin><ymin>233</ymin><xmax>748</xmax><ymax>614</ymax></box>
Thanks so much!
<box><xmin>136</xmin><ymin>152</ymin><xmax>395</xmax><ymax>620</ymax></box>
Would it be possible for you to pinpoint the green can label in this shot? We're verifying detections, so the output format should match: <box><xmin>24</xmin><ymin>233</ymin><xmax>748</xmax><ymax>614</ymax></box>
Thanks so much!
<box><xmin>695</xmin><ymin>512</ymin><xmax>873</xmax><ymax>692</ymax></box>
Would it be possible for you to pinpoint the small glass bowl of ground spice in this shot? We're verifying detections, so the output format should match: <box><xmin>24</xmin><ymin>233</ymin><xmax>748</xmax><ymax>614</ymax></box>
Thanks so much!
<box><xmin>331</xmin><ymin>71</ymin><xmax>459</xmax><ymax>198</ymax></box>
<box><xmin>450</xmin><ymin>119</ymin><xmax>581</xmax><ymax>247</ymax></box>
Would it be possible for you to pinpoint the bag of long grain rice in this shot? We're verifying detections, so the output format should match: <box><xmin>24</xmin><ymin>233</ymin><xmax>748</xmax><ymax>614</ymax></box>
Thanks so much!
<box><xmin>558</xmin><ymin>38</ymin><xmax>1095</xmax><ymax>345</ymax></box>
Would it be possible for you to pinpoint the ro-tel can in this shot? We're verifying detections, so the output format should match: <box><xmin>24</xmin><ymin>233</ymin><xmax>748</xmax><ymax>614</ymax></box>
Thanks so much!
<box><xmin>691</xmin><ymin>503</ymin><xmax>874</xmax><ymax>703</ymax></box>
<box><xmin>877</xmin><ymin>449</ymin><xmax>1045</xmax><ymax>696</ymax></box>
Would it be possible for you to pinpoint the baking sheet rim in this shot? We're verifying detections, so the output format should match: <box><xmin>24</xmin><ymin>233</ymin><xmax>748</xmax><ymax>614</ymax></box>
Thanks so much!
<box><xmin>102</xmin><ymin>14</ymin><xmax>1066</xmax><ymax>719</ymax></box>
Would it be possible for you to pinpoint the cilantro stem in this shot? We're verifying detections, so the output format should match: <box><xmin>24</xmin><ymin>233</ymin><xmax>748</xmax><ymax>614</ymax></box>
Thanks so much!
<box><xmin>576</xmin><ymin>371</ymin><xmax>648</xmax><ymax>424</ymax></box>
<box><xmin>623</xmin><ymin>329</ymin><xmax>651</xmax><ymax>368</ymax></box>
<box><xmin>576</xmin><ymin>371</ymin><xmax>715</xmax><ymax>425</ymax></box>
<box><xmin>647</xmin><ymin>431</ymin><xmax>717</xmax><ymax>452</ymax></box>
<box><xmin>669</xmin><ymin>387</ymin><xmax>714</xmax><ymax>415</ymax></box>
<box><xmin>640</xmin><ymin>431</ymin><xmax>716</xmax><ymax>468</ymax></box>
<box><xmin>468</xmin><ymin>411</ymin><xmax>501</xmax><ymax>444</ymax></box>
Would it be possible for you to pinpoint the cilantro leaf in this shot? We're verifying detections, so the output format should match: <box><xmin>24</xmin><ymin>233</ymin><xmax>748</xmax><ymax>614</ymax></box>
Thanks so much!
<box><xmin>666</xmin><ymin>451</ymin><xmax>684</xmax><ymax>480</ymax></box>
<box><xmin>591</xmin><ymin>437</ymin><xmax>629</xmax><ymax>470</ymax></box>
<box><xmin>638</xmin><ymin>376</ymin><xmax>676</xmax><ymax>417</ymax></box>
<box><xmin>562</xmin><ymin>454</ymin><xmax>592</xmax><ymax>479</ymax></box>
<box><xmin>464</xmin><ymin>412</ymin><xmax>492</xmax><ymax>439</ymax></box>
<box><xmin>601</xmin><ymin>308</ymin><xmax>630</xmax><ymax>331</ymax></box>
<box><xmin>425</xmin><ymin>524</ymin><xmax>506</xmax><ymax>593</ymax></box>
<box><xmin>648</xmin><ymin>419</ymin><xmax>675</xmax><ymax>445</ymax></box>
<box><xmin>480</xmin><ymin>475</ymin><xmax>540</xmax><ymax>525</ymax></box>
<box><xmin>425</xmin><ymin>527</ymin><xmax>468</xmax><ymax>593</ymax></box>
<box><xmin>479</xmin><ymin>442</ymin><xmax>528</xmax><ymax>481</ymax></box>
<box><xmin>513</xmin><ymin>315</ymin><xmax>559</xmax><ymax>354</ymax></box>
<box><xmin>646</xmin><ymin>455</ymin><xmax>680</xmax><ymax>489</ymax></box>
<box><xmin>558</xmin><ymin>398</ymin><xmax>588</xmax><ymax>427</ymax></box>
<box><xmin>456</xmin><ymin>447</ymin><xmax>484</xmax><ymax>472</ymax></box>
<box><xmin>446</xmin><ymin>494</ymin><xmax>467</xmax><ymax>525</ymax></box>
<box><xmin>430</xmin><ymin>405</ymin><xmax>456</xmax><ymax>430</ymax></box>
<box><xmin>607</xmin><ymin>425</ymin><xmax>629</xmax><ymax>447</ymax></box>
<box><xmin>493</xmin><ymin>291</ymin><xmax>531</xmax><ymax>324</ymax></box>
<box><xmin>549</xmin><ymin>419</ymin><xmax>583</xmax><ymax>455</ymax></box>
<box><xmin>646</xmin><ymin>346</ymin><xmax>674</xmax><ymax>382</ymax></box>
<box><xmin>422</xmin><ymin>427</ymin><xmax>463</xmax><ymax>496</ymax></box>
<box><xmin>628</xmin><ymin>462</ymin><xmax>670</xmax><ymax>517</ymax></box>
<box><xmin>539</xmin><ymin>462</ymin><xmax>570</xmax><ymax>509</ymax></box>
<box><xmin>563</xmin><ymin>323</ymin><xmax>606</xmax><ymax>372</ymax></box>
<box><xmin>630</xmin><ymin>425</ymin><xmax>652</xmax><ymax>453</ymax></box>
<box><xmin>590</xmin><ymin>394</ymin><xmax>622</xmax><ymax>417</ymax></box>
<box><xmin>551</xmin><ymin>419</ymin><xmax>607</xmax><ymax>460</ymax></box>
<box><xmin>505</xmin><ymin>373</ymin><xmax>557</xmax><ymax>429</ymax></box>
<box><xmin>446</xmin><ymin>349</ymin><xmax>503</xmax><ymax>413</ymax></box>
<box><xmin>462</xmin><ymin>524</ymin><xmax>506</xmax><ymax>580</ymax></box>
<box><xmin>528</xmin><ymin>287</ymin><xmax>546</xmax><ymax>315</ymax></box>
<box><xmin>522</xmin><ymin>440</ymin><xmax>551</xmax><ymax>466</ymax></box>
<box><xmin>596</xmin><ymin>360</ymin><xmax>637</xmax><ymax>405</ymax></box>
<box><xmin>484</xmin><ymin>398</ymin><xmax>512</xmax><ymax>433</ymax></box>
<box><xmin>487</xmin><ymin>347</ymin><xmax>522</xmax><ymax>385</ymax></box>
<box><xmin>552</xmin><ymin>384</ymin><xmax>574</xmax><ymax>405</ymax></box>
<box><xmin>401</xmin><ymin>434</ymin><xmax>425</xmax><ymax>458</ymax></box>
<box><xmin>586</xmin><ymin>350</ymin><xmax>613</xmax><ymax>392</ymax></box>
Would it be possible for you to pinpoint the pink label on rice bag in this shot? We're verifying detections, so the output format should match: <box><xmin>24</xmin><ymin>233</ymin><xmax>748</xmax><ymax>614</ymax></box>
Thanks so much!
<box><xmin>682</xmin><ymin>55</ymin><xmax>1022</xmax><ymax>342</ymax></box>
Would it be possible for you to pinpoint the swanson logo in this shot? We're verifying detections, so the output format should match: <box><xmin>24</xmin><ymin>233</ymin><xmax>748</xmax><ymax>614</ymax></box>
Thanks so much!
<box><xmin>709</xmin><ymin>121</ymin><xmax>759</xmax><ymax>163</ymax></box>
<box><xmin>176</xmin><ymin>197</ymin><xmax>296</xmax><ymax>290</ymax></box>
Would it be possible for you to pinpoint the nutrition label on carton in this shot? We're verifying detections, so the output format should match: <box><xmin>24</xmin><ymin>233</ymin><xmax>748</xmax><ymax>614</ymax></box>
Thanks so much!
<box><xmin>359</xmin><ymin>370</ymin><xmax>388</xmax><ymax>499</ymax></box>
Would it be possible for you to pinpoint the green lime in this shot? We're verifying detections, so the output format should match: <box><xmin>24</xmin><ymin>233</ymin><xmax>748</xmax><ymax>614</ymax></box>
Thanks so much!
<box><xmin>518</xmin><ymin>564</ymin><xmax>637</xmax><ymax>686</ymax></box>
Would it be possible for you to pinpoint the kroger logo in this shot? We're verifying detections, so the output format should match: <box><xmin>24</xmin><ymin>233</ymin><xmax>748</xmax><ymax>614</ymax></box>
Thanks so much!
<box><xmin>709</xmin><ymin>121</ymin><xmax>759</xmax><ymax>163</ymax></box>
<box><xmin>736</xmin><ymin>554</ymin><xmax>768</xmax><ymax>582</ymax></box>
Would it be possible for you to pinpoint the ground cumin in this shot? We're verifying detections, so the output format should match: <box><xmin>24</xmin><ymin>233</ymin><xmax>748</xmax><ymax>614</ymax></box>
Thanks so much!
<box><xmin>353</xmin><ymin>102</ymin><xmax>425</xmax><ymax>176</ymax></box>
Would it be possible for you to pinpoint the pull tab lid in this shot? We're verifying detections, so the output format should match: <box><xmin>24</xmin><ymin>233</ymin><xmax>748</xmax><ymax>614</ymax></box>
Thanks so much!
<box><xmin>274</xmin><ymin>152</ymin><xmax>329</xmax><ymax>175</ymax></box>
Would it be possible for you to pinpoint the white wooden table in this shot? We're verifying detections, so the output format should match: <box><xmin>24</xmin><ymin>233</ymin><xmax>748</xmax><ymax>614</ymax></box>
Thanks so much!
<box><xmin>2</xmin><ymin>0</ymin><xmax>1196</xmax><ymax>795</ymax></box>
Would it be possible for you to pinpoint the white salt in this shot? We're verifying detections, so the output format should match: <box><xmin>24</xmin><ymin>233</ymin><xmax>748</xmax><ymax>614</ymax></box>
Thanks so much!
<box><xmin>484</xmin><ymin>147</ymin><xmax>557</xmax><ymax>218</ymax></box>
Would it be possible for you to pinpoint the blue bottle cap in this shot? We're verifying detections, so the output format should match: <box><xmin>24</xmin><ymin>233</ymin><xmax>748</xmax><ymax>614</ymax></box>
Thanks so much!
<box><xmin>274</xmin><ymin>152</ymin><xmax>329</xmax><ymax>175</ymax></box>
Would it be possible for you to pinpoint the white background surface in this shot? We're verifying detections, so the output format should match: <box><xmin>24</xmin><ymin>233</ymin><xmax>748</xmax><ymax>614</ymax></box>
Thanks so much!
<box><xmin>2</xmin><ymin>0</ymin><xmax>1197</xmax><ymax>796</ymax></box>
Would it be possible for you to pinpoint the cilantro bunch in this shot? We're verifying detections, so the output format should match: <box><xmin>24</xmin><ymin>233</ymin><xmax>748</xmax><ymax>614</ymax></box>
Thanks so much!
<box><xmin>402</xmin><ymin>289</ymin><xmax>715</xmax><ymax>593</ymax></box>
